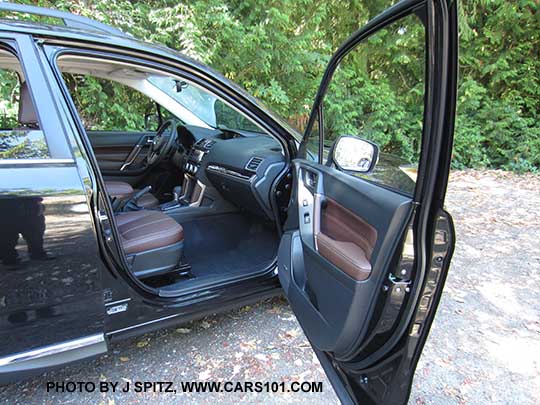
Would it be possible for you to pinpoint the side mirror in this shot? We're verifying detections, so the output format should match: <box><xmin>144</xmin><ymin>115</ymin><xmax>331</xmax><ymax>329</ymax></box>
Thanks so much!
<box><xmin>332</xmin><ymin>136</ymin><xmax>379</xmax><ymax>173</ymax></box>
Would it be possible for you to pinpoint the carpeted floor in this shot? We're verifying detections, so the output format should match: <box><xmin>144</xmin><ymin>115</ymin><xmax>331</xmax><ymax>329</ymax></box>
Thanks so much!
<box><xmin>180</xmin><ymin>213</ymin><xmax>278</xmax><ymax>279</ymax></box>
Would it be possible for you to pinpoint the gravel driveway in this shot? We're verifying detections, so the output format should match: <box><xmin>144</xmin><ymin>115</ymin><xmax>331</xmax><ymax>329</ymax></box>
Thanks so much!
<box><xmin>1</xmin><ymin>170</ymin><xmax>539</xmax><ymax>404</ymax></box>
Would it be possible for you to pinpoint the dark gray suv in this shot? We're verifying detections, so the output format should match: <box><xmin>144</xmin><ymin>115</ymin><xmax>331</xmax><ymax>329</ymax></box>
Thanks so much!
<box><xmin>0</xmin><ymin>2</ymin><xmax>457</xmax><ymax>403</ymax></box>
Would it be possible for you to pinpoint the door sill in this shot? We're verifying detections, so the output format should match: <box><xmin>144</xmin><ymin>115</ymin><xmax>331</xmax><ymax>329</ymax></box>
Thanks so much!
<box><xmin>157</xmin><ymin>260</ymin><xmax>278</xmax><ymax>298</ymax></box>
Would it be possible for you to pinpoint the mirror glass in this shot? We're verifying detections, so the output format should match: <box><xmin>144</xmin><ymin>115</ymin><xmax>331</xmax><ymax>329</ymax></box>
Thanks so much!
<box><xmin>333</xmin><ymin>136</ymin><xmax>378</xmax><ymax>173</ymax></box>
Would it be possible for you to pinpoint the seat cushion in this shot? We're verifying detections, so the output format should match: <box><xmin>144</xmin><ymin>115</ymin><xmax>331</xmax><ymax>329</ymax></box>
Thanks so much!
<box><xmin>115</xmin><ymin>210</ymin><xmax>184</xmax><ymax>255</ymax></box>
<box><xmin>105</xmin><ymin>181</ymin><xmax>159</xmax><ymax>208</ymax></box>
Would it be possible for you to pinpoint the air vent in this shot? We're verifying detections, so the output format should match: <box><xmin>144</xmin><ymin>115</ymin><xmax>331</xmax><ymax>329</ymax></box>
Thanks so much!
<box><xmin>194</xmin><ymin>138</ymin><xmax>215</xmax><ymax>149</ymax></box>
<box><xmin>202</xmin><ymin>139</ymin><xmax>216</xmax><ymax>149</ymax></box>
<box><xmin>245</xmin><ymin>156</ymin><xmax>264</xmax><ymax>172</ymax></box>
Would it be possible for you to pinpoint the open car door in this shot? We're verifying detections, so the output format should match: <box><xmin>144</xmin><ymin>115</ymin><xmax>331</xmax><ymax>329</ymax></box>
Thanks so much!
<box><xmin>277</xmin><ymin>0</ymin><xmax>457</xmax><ymax>403</ymax></box>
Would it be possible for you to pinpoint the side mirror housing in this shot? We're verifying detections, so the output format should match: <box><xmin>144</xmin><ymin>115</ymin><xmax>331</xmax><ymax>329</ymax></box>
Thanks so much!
<box><xmin>332</xmin><ymin>136</ymin><xmax>379</xmax><ymax>173</ymax></box>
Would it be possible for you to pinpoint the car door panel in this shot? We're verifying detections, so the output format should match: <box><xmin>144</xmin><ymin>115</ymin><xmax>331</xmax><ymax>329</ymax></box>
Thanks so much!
<box><xmin>88</xmin><ymin>131</ymin><xmax>154</xmax><ymax>175</ymax></box>
<box><xmin>278</xmin><ymin>0</ymin><xmax>457</xmax><ymax>402</ymax></box>
<box><xmin>280</xmin><ymin>160</ymin><xmax>413</xmax><ymax>356</ymax></box>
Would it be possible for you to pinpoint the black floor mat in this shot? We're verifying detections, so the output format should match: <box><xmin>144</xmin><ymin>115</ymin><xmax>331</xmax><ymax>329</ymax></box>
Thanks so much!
<box><xmin>180</xmin><ymin>213</ymin><xmax>279</xmax><ymax>279</ymax></box>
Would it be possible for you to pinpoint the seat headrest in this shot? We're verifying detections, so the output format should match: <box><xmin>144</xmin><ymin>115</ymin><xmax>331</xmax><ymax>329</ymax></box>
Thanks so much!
<box><xmin>18</xmin><ymin>81</ymin><xmax>39</xmax><ymax>127</ymax></box>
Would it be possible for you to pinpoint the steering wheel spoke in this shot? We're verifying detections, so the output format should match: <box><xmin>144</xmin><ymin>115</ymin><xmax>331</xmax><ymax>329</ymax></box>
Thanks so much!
<box><xmin>146</xmin><ymin>119</ymin><xmax>179</xmax><ymax>166</ymax></box>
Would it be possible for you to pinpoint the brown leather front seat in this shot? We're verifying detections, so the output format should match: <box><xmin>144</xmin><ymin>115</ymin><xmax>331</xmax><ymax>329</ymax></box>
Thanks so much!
<box><xmin>115</xmin><ymin>210</ymin><xmax>184</xmax><ymax>255</ymax></box>
<box><xmin>105</xmin><ymin>181</ymin><xmax>160</xmax><ymax>209</ymax></box>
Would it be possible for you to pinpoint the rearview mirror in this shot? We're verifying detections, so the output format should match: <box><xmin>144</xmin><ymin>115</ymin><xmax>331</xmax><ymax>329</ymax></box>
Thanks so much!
<box><xmin>332</xmin><ymin>136</ymin><xmax>379</xmax><ymax>173</ymax></box>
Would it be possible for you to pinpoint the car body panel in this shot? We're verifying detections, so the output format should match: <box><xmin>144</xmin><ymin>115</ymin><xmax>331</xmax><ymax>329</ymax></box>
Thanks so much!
<box><xmin>0</xmin><ymin>162</ymin><xmax>107</xmax><ymax>382</ymax></box>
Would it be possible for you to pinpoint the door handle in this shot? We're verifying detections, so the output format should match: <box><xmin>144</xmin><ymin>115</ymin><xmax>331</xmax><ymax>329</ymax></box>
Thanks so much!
<box><xmin>303</xmin><ymin>170</ymin><xmax>318</xmax><ymax>191</ymax></box>
<box><xmin>119</xmin><ymin>144</ymin><xmax>143</xmax><ymax>171</ymax></box>
<box><xmin>120</xmin><ymin>135</ymin><xmax>153</xmax><ymax>171</ymax></box>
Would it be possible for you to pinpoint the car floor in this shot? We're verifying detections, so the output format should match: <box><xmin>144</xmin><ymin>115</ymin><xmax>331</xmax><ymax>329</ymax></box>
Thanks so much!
<box><xmin>158</xmin><ymin>212</ymin><xmax>278</xmax><ymax>291</ymax></box>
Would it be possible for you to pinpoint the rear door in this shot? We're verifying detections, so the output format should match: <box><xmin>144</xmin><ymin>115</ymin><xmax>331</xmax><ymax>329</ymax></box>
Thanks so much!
<box><xmin>0</xmin><ymin>35</ymin><xmax>106</xmax><ymax>383</ymax></box>
<box><xmin>278</xmin><ymin>0</ymin><xmax>457</xmax><ymax>403</ymax></box>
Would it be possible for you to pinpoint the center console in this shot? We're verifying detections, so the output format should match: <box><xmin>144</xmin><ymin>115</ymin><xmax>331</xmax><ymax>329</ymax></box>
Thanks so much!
<box><xmin>184</xmin><ymin>138</ymin><xmax>216</xmax><ymax>176</ymax></box>
<box><xmin>176</xmin><ymin>174</ymin><xmax>205</xmax><ymax>207</ymax></box>
<box><xmin>160</xmin><ymin>138</ymin><xmax>215</xmax><ymax>211</ymax></box>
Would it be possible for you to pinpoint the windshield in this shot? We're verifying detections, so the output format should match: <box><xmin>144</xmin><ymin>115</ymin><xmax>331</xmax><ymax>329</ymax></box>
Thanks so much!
<box><xmin>147</xmin><ymin>76</ymin><xmax>265</xmax><ymax>134</ymax></box>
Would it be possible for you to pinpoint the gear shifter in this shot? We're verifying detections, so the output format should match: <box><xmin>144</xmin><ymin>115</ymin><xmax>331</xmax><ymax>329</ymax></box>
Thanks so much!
<box><xmin>172</xmin><ymin>186</ymin><xmax>183</xmax><ymax>202</ymax></box>
<box><xmin>160</xmin><ymin>185</ymin><xmax>183</xmax><ymax>211</ymax></box>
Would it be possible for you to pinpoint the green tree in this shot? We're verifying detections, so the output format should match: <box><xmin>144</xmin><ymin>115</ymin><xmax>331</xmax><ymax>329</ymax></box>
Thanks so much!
<box><xmin>3</xmin><ymin>0</ymin><xmax>538</xmax><ymax>171</ymax></box>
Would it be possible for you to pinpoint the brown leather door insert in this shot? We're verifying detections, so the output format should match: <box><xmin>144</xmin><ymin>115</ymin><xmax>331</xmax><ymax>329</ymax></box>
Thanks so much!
<box><xmin>314</xmin><ymin>196</ymin><xmax>377</xmax><ymax>281</ymax></box>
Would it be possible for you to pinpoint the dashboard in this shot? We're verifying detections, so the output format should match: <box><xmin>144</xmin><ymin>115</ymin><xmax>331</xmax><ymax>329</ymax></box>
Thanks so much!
<box><xmin>175</xmin><ymin>125</ymin><xmax>287</xmax><ymax>220</ymax></box>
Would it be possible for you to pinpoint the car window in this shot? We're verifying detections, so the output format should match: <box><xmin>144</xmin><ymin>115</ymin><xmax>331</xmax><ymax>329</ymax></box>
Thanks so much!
<box><xmin>147</xmin><ymin>75</ymin><xmax>265</xmax><ymax>133</ymax></box>
<box><xmin>311</xmin><ymin>12</ymin><xmax>426</xmax><ymax>195</ymax></box>
<box><xmin>62</xmin><ymin>73</ymin><xmax>157</xmax><ymax>132</ymax></box>
<box><xmin>58</xmin><ymin>59</ymin><xmax>268</xmax><ymax>136</ymax></box>
<box><xmin>0</xmin><ymin>50</ymin><xmax>50</xmax><ymax>160</ymax></box>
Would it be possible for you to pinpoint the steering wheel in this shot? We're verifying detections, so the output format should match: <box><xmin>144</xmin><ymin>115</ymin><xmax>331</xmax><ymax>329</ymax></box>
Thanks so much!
<box><xmin>146</xmin><ymin>119</ymin><xmax>178</xmax><ymax>166</ymax></box>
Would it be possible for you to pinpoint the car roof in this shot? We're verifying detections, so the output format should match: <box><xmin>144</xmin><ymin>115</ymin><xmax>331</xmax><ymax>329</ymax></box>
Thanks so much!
<box><xmin>0</xmin><ymin>2</ymin><xmax>202</xmax><ymax>70</ymax></box>
<box><xmin>0</xmin><ymin>14</ymin><xmax>235</xmax><ymax>104</ymax></box>
<box><xmin>0</xmin><ymin>18</ymin><xmax>178</xmax><ymax>59</ymax></box>
<box><xmin>0</xmin><ymin>17</ymin><xmax>223</xmax><ymax>89</ymax></box>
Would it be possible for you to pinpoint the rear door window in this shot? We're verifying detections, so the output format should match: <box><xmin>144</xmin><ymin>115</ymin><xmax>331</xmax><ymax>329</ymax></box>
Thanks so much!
<box><xmin>0</xmin><ymin>49</ymin><xmax>50</xmax><ymax>159</ymax></box>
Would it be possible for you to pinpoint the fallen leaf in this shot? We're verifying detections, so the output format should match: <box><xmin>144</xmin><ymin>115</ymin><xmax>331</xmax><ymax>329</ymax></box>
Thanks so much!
<box><xmin>232</xmin><ymin>364</ymin><xmax>242</xmax><ymax>376</ymax></box>
<box><xmin>284</xmin><ymin>328</ymin><xmax>300</xmax><ymax>339</ymax></box>
<box><xmin>136</xmin><ymin>339</ymin><xmax>149</xmax><ymax>348</ymax></box>
<box><xmin>240</xmin><ymin>339</ymin><xmax>257</xmax><ymax>351</ymax></box>
<box><xmin>254</xmin><ymin>354</ymin><xmax>268</xmax><ymax>362</ymax></box>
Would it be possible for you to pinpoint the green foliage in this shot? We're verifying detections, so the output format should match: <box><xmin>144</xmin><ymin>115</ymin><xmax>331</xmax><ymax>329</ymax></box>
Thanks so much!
<box><xmin>62</xmin><ymin>74</ymin><xmax>154</xmax><ymax>131</ymax></box>
<box><xmin>0</xmin><ymin>69</ymin><xmax>49</xmax><ymax>159</ymax></box>
<box><xmin>3</xmin><ymin>0</ymin><xmax>539</xmax><ymax>171</ymax></box>
<box><xmin>324</xmin><ymin>12</ymin><xmax>425</xmax><ymax>164</ymax></box>
<box><xmin>454</xmin><ymin>0</ymin><xmax>540</xmax><ymax>172</ymax></box>
<box><xmin>0</xmin><ymin>70</ymin><xmax>19</xmax><ymax>128</ymax></box>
